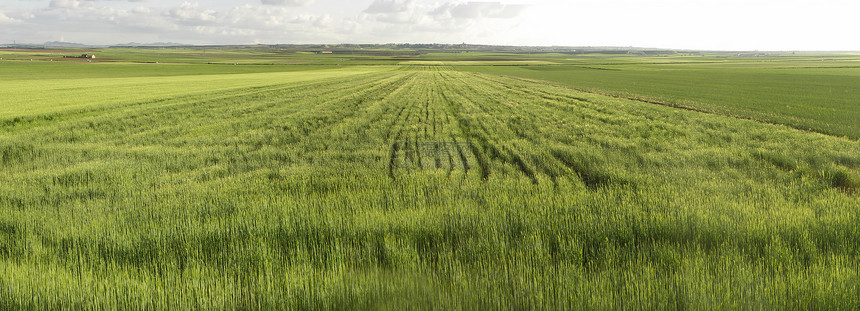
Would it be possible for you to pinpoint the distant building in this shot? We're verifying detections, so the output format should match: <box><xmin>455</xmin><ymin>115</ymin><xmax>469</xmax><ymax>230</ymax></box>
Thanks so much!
<box><xmin>318</xmin><ymin>51</ymin><xmax>333</xmax><ymax>54</ymax></box>
<box><xmin>63</xmin><ymin>54</ymin><xmax>96</xmax><ymax>59</ymax></box>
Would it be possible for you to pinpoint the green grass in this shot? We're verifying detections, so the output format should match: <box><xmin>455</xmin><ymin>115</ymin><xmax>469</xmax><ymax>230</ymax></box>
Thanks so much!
<box><xmin>0</xmin><ymin>64</ymin><xmax>380</xmax><ymax>124</ymax></box>
<box><xmin>0</xmin><ymin>49</ymin><xmax>859</xmax><ymax>309</ymax></box>
<box><xmin>0</xmin><ymin>61</ymin><xmax>343</xmax><ymax>81</ymax></box>
<box><xmin>457</xmin><ymin>54</ymin><xmax>860</xmax><ymax>139</ymax></box>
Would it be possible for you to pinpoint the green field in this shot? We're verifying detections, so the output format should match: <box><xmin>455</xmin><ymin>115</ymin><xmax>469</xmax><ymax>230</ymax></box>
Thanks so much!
<box><xmin>1</xmin><ymin>48</ymin><xmax>859</xmax><ymax>309</ymax></box>
<box><xmin>458</xmin><ymin>54</ymin><xmax>860</xmax><ymax>139</ymax></box>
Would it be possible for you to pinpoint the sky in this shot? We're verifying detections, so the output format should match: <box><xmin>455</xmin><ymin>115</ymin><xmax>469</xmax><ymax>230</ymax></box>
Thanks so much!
<box><xmin>0</xmin><ymin>0</ymin><xmax>857</xmax><ymax>50</ymax></box>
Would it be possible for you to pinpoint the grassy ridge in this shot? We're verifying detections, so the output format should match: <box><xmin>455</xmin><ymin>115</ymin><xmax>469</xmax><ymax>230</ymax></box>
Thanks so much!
<box><xmin>1</xmin><ymin>66</ymin><xmax>858</xmax><ymax>308</ymax></box>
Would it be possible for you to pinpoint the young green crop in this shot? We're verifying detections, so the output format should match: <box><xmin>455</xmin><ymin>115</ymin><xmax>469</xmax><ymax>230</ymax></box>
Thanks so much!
<box><xmin>458</xmin><ymin>55</ymin><xmax>860</xmax><ymax>139</ymax></box>
<box><xmin>0</xmin><ymin>62</ymin><xmax>858</xmax><ymax>309</ymax></box>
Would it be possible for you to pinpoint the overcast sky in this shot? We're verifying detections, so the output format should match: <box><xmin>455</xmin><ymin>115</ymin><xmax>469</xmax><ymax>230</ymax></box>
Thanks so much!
<box><xmin>0</xmin><ymin>0</ymin><xmax>857</xmax><ymax>50</ymax></box>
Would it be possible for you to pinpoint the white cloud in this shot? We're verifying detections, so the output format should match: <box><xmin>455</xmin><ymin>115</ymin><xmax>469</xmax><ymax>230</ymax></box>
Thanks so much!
<box><xmin>164</xmin><ymin>2</ymin><xmax>219</xmax><ymax>26</ymax></box>
<box><xmin>431</xmin><ymin>2</ymin><xmax>528</xmax><ymax>19</ymax></box>
<box><xmin>364</xmin><ymin>1</ymin><xmax>527</xmax><ymax>27</ymax></box>
<box><xmin>49</xmin><ymin>0</ymin><xmax>94</xmax><ymax>9</ymax></box>
<box><xmin>150</xmin><ymin>3</ymin><xmax>337</xmax><ymax>43</ymax></box>
<box><xmin>261</xmin><ymin>0</ymin><xmax>314</xmax><ymax>6</ymax></box>
<box><xmin>0</xmin><ymin>11</ymin><xmax>21</xmax><ymax>25</ymax></box>
<box><xmin>358</xmin><ymin>0</ymin><xmax>529</xmax><ymax>43</ymax></box>
<box><xmin>1</xmin><ymin>0</ymin><xmax>858</xmax><ymax>49</ymax></box>
<box><xmin>49</xmin><ymin>0</ymin><xmax>151</xmax><ymax>6</ymax></box>
<box><xmin>364</xmin><ymin>0</ymin><xmax>413</xmax><ymax>13</ymax></box>
<box><xmin>131</xmin><ymin>7</ymin><xmax>150</xmax><ymax>14</ymax></box>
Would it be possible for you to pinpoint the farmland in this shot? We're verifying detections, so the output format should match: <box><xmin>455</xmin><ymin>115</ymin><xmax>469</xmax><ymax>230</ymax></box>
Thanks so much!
<box><xmin>1</xmin><ymin>48</ymin><xmax>859</xmax><ymax>309</ymax></box>
<box><xmin>458</xmin><ymin>53</ymin><xmax>860</xmax><ymax>139</ymax></box>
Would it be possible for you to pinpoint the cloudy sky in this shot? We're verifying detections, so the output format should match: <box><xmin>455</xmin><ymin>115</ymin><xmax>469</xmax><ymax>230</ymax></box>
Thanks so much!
<box><xmin>0</xmin><ymin>0</ymin><xmax>857</xmax><ymax>50</ymax></box>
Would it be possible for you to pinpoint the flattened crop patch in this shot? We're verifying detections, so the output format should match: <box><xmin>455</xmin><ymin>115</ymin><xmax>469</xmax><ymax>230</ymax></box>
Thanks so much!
<box><xmin>388</xmin><ymin>140</ymin><xmax>477</xmax><ymax>177</ymax></box>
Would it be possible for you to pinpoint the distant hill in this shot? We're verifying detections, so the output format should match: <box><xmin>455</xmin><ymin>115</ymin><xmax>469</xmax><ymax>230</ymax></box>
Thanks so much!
<box><xmin>0</xmin><ymin>41</ymin><xmax>184</xmax><ymax>48</ymax></box>
<box><xmin>44</xmin><ymin>41</ymin><xmax>102</xmax><ymax>48</ymax></box>
<box><xmin>112</xmin><ymin>42</ymin><xmax>186</xmax><ymax>47</ymax></box>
